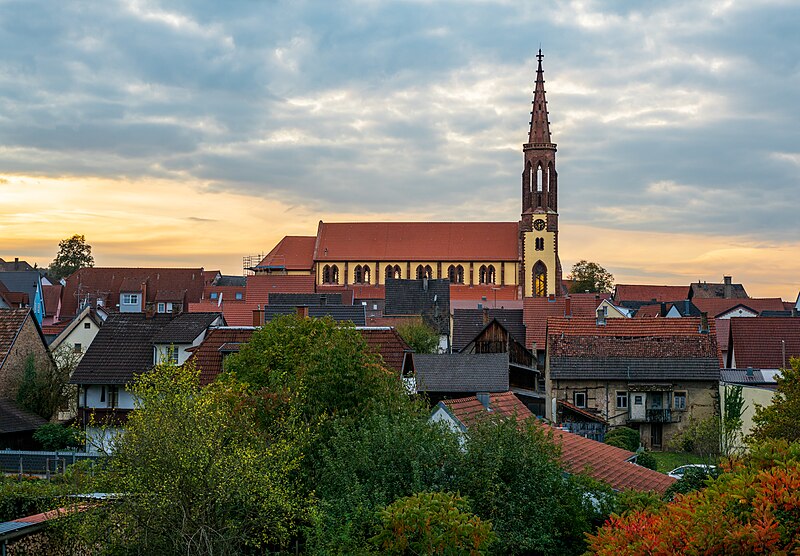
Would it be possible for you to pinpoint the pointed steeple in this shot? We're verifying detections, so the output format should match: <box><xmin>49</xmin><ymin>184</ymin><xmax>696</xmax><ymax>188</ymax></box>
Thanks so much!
<box><xmin>528</xmin><ymin>49</ymin><xmax>552</xmax><ymax>145</ymax></box>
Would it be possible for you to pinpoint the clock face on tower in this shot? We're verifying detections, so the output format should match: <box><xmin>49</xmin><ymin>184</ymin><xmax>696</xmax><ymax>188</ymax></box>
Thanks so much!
<box><xmin>533</xmin><ymin>218</ymin><xmax>546</xmax><ymax>231</ymax></box>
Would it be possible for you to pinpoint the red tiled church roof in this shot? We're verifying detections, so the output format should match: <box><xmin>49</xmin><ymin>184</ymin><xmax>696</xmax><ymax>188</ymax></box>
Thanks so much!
<box><xmin>258</xmin><ymin>236</ymin><xmax>316</xmax><ymax>271</ymax></box>
<box><xmin>729</xmin><ymin>317</ymin><xmax>800</xmax><ymax>369</ymax></box>
<box><xmin>441</xmin><ymin>392</ymin><xmax>674</xmax><ymax>493</ymax></box>
<box><xmin>314</xmin><ymin>222</ymin><xmax>520</xmax><ymax>262</ymax></box>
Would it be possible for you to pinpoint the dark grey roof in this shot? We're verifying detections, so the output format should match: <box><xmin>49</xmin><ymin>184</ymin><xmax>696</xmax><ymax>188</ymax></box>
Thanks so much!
<box><xmin>0</xmin><ymin>258</ymin><xmax>35</xmax><ymax>272</ymax></box>
<box><xmin>759</xmin><ymin>310</ymin><xmax>793</xmax><ymax>318</ymax></box>
<box><xmin>215</xmin><ymin>275</ymin><xmax>246</xmax><ymax>287</ymax></box>
<box><xmin>268</xmin><ymin>293</ymin><xmax>342</xmax><ymax>306</ymax></box>
<box><xmin>0</xmin><ymin>399</ymin><xmax>46</xmax><ymax>434</ymax></box>
<box><xmin>720</xmin><ymin>368</ymin><xmax>778</xmax><ymax>385</ymax></box>
<box><xmin>71</xmin><ymin>313</ymin><xmax>174</xmax><ymax>385</ymax></box>
<box><xmin>385</xmin><ymin>278</ymin><xmax>450</xmax><ymax>334</ymax></box>
<box><xmin>690</xmin><ymin>281</ymin><xmax>748</xmax><ymax>299</ymax></box>
<box><xmin>414</xmin><ymin>353</ymin><xmax>508</xmax><ymax>393</ymax></box>
<box><xmin>263</xmin><ymin>305</ymin><xmax>366</xmax><ymax>326</ymax></box>
<box><xmin>0</xmin><ymin>272</ymin><xmax>40</xmax><ymax>306</ymax></box>
<box><xmin>550</xmin><ymin>357</ymin><xmax>720</xmax><ymax>381</ymax></box>
<box><xmin>151</xmin><ymin>312</ymin><xmax>222</xmax><ymax>344</ymax></box>
<box><xmin>452</xmin><ymin>309</ymin><xmax>525</xmax><ymax>352</ymax></box>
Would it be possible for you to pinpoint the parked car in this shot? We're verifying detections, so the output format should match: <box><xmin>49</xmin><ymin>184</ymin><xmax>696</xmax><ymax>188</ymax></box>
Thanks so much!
<box><xmin>668</xmin><ymin>464</ymin><xmax>717</xmax><ymax>480</ymax></box>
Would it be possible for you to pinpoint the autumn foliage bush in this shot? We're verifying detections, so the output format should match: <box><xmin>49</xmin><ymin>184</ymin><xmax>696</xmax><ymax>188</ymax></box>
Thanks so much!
<box><xmin>586</xmin><ymin>440</ymin><xmax>800</xmax><ymax>555</ymax></box>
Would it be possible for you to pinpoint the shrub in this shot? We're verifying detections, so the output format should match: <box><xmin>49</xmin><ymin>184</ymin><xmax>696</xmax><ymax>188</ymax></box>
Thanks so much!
<box><xmin>33</xmin><ymin>423</ymin><xmax>82</xmax><ymax>451</ymax></box>
<box><xmin>635</xmin><ymin>450</ymin><xmax>657</xmax><ymax>471</ymax></box>
<box><xmin>604</xmin><ymin>427</ymin><xmax>640</xmax><ymax>452</ymax></box>
<box><xmin>372</xmin><ymin>492</ymin><xmax>495</xmax><ymax>555</ymax></box>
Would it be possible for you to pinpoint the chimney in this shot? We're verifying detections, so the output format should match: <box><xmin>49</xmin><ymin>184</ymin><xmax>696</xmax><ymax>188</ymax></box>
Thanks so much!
<box><xmin>482</xmin><ymin>306</ymin><xmax>490</xmax><ymax>325</ymax></box>
<box><xmin>699</xmin><ymin>312</ymin><xmax>709</xmax><ymax>334</ymax></box>
<box><xmin>320</xmin><ymin>295</ymin><xmax>327</xmax><ymax>307</ymax></box>
<box><xmin>660</xmin><ymin>302</ymin><xmax>667</xmax><ymax>317</ymax></box>
<box><xmin>684</xmin><ymin>299</ymin><xmax>690</xmax><ymax>316</ymax></box>
<box><xmin>423</xmin><ymin>277</ymin><xmax>428</xmax><ymax>291</ymax></box>
<box><xmin>297</xmin><ymin>305</ymin><xmax>309</xmax><ymax>319</ymax></box>
<box><xmin>14</xmin><ymin>257</ymin><xmax>19</xmax><ymax>270</ymax></box>
<box><xmin>252</xmin><ymin>305</ymin><xmax>264</xmax><ymax>327</ymax></box>
<box><xmin>476</xmin><ymin>392</ymin><xmax>491</xmax><ymax>410</ymax></box>
<box><xmin>596</xmin><ymin>306</ymin><xmax>607</xmax><ymax>326</ymax></box>
<box><xmin>723</xmin><ymin>276</ymin><xmax>732</xmax><ymax>299</ymax></box>
<box><xmin>782</xmin><ymin>339</ymin><xmax>787</xmax><ymax>368</ymax></box>
<box><xmin>564</xmin><ymin>296</ymin><xmax>572</xmax><ymax>317</ymax></box>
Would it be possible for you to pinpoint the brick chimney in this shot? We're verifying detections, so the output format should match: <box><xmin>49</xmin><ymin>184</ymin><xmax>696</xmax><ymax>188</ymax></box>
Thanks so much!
<box><xmin>596</xmin><ymin>306</ymin><xmax>607</xmax><ymax>326</ymax></box>
<box><xmin>482</xmin><ymin>307</ymin><xmax>490</xmax><ymax>325</ymax></box>
<box><xmin>252</xmin><ymin>306</ymin><xmax>264</xmax><ymax>327</ymax></box>
<box><xmin>723</xmin><ymin>276</ymin><xmax>732</xmax><ymax>299</ymax></box>
<box><xmin>564</xmin><ymin>296</ymin><xmax>572</xmax><ymax>317</ymax></box>
<box><xmin>699</xmin><ymin>312</ymin><xmax>709</xmax><ymax>334</ymax></box>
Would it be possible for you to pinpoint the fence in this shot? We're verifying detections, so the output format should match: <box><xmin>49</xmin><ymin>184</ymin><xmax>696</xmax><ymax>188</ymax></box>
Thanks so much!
<box><xmin>0</xmin><ymin>450</ymin><xmax>104</xmax><ymax>477</ymax></box>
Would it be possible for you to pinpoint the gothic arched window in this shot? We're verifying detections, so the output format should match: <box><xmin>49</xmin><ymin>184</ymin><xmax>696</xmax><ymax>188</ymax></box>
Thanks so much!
<box><xmin>353</xmin><ymin>265</ymin><xmax>363</xmax><ymax>284</ymax></box>
<box><xmin>486</xmin><ymin>265</ymin><xmax>496</xmax><ymax>284</ymax></box>
<box><xmin>323</xmin><ymin>265</ymin><xmax>331</xmax><ymax>284</ymax></box>
<box><xmin>393</xmin><ymin>265</ymin><xmax>402</xmax><ymax>279</ymax></box>
<box><xmin>533</xmin><ymin>261</ymin><xmax>547</xmax><ymax>297</ymax></box>
<box><xmin>479</xmin><ymin>265</ymin><xmax>487</xmax><ymax>284</ymax></box>
<box><xmin>416</xmin><ymin>265</ymin><xmax>425</xmax><ymax>279</ymax></box>
<box><xmin>363</xmin><ymin>266</ymin><xmax>370</xmax><ymax>284</ymax></box>
<box><xmin>330</xmin><ymin>265</ymin><xmax>339</xmax><ymax>284</ymax></box>
<box><xmin>535</xmin><ymin>237</ymin><xmax>544</xmax><ymax>251</ymax></box>
<box><xmin>424</xmin><ymin>265</ymin><xmax>433</xmax><ymax>279</ymax></box>
<box><xmin>447</xmin><ymin>265</ymin><xmax>464</xmax><ymax>284</ymax></box>
<box><xmin>536</xmin><ymin>164</ymin><xmax>544</xmax><ymax>193</ymax></box>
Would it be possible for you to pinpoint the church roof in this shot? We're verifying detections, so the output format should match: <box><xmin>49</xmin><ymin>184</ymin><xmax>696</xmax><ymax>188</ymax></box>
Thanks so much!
<box><xmin>313</xmin><ymin>221</ymin><xmax>520</xmax><ymax>262</ymax></box>
<box><xmin>257</xmin><ymin>236</ymin><xmax>316</xmax><ymax>271</ymax></box>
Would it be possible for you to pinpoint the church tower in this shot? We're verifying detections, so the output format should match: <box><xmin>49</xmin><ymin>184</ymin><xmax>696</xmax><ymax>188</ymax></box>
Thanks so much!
<box><xmin>520</xmin><ymin>50</ymin><xmax>562</xmax><ymax>298</ymax></box>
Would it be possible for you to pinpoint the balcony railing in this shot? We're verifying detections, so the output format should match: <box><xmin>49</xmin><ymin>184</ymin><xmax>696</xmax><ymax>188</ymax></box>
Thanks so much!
<box><xmin>77</xmin><ymin>407</ymin><xmax>131</xmax><ymax>426</ymax></box>
<box><xmin>645</xmin><ymin>408</ymin><xmax>672</xmax><ymax>423</ymax></box>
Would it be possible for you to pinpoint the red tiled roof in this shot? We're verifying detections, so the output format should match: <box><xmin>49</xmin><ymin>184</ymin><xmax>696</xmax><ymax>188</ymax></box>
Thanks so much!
<box><xmin>729</xmin><ymin>317</ymin><xmax>800</xmax><ymax>369</ymax></box>
<box><xmin>523</xmin><ymin>294</ymin><xmax>608</xmax><ymax>350</ymax></box>
<box><xmin>314</xmin><ymin>221</ymin><xmax>520</xmax><ymax>262</ymax></box>
<box><xmin>692</xmin><ymin>297</ymin><xmax>786</xmax><ymax>318</ymax></box>
<box><xmin>716</xmin><ymin>318</ymin><xmax>731</xmax><ymax>353</ymax></box>
<box><xmin>0</xmin><ymin>309</ymin><xmax>31</xmax><ymax>368</ymax></box>
<box><xmin>188</xmin><ymin>301</ymin><xmax>222</xmax><ymax>313</ymax></box>
<box><xmin>546</xmin><ymin>316</ymin><xmax>716</xmax><ymax>338</ymax></box>
<box><xmin>244</xmin><ymin>275</ymin><xmax>315</xmax><ymax>306</ymax></box>
<box><xmin>61</xmin><ymin>267</ymin><xmax>206</xmax><ymax>317</ymax></box>
<box><xmin>451</xmin><ymin>299</ymin><xmax>524</xmax><ymax>312</ymax></box>
<box><xmin>614</xmin><ymin>284</ymin><xmax>689</xmax><ymax>303</ymax></box>
<box><xmin>203</xmin><ymin>285</ymin><xmax>246</xmax><ymax>302</ymax></box>
<box><xmin>222</xmin><ymin>303</ymin><xmax>259</xmax><ymax>327</ymax></box>
<box><xmin>259</xmin><ymin>236</ymin><xmax>316</xmax><ymax>270</ymax></box>
<box><xmin>558</xmin><ymin>400</ymin><xmax>607</xmax><ymax>424</ymax></box>
<box><xmin>634</xmin><ymin>304</ymin><xmax>664</xmax><ymax>318</ymax></box>
<box><xmin>442</xmin><ymin>392</ymin><xmax>674</xmax><ymax>493</ymax></box>
<box><xmin>449</xmin><ymin>284</ymin><xmax>519</xmax><ymax>301</ymax></box>
<box><xmin>42</xmin><ymin>284</ymin><xmax>62</xmax><ymax>317</ymax></box>
<box><xmin>360</xmin><ymin>328</ymin><xmax>412</xmax><ymax>373</ymax></box>
<box><xmin>184</xmin><ymin>327</ymin><xmax>255</xmax><ymax>385</ymax></box>
<box><xmin>41</xmin><ymin>322</ymin><xmax>69</xmax><ymax>336</ymax></box>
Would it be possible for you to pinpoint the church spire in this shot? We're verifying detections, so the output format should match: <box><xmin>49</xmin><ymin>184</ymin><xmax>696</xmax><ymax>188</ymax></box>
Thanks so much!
<box><xmin>528</xmin><ymin>49</ymin><xmax>552</xmax><ymax>145</ymax></box>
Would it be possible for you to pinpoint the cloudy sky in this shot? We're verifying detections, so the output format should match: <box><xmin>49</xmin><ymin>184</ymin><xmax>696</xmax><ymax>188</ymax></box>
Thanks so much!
<box><xmin>1</xmin><ymin>0</ymin><xmax>798</xmax><ymax>298</ymax></box>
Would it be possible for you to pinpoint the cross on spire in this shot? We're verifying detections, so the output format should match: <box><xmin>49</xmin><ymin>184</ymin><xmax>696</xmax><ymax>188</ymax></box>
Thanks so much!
<box><xmin>529</xmin><ymin>49</ymin><xmax>552</xmax><ymax>145</ymax></box>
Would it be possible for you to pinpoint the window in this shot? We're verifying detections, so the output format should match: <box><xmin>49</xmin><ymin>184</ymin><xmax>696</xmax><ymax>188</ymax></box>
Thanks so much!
<box><xmin>108</xmin><ymin>386</ymin><xmax>119</xmax><ymax>409</ymax></box>
<box><xmin>535</xmin><ymin>237</ymin><xmax>544</xmax><ymax>251</ymax></box>
<box><xmin>74</xmin><ymin>343</ymin><xmax>82</xmax><ymax>353</ymax></box>
<box><xmin>157</xmin><ymin>302</ymin><xmax>166</xmax><ymax>313</ymax></box>
<box><xmin>84</xmin><ymin>322</ymin><xmax>91</xmax><ymax>329</ymax></box>
<box><xmin>447</xmin><ymin>265</ymin><xmax>464</xmax><ymax>284</ymax></box>
<box><xmin>209</xmin><ymin>292</ymin><xmax>218</xmax><ymax>299</ymax></box>
<box><xmin>100</xmin><ymin>386</ymin><xmax>105</xmax><ymax>403</ymax></box>
<box><xmin>634</xmin><ymin>394</ymin><xmax>643</xmax><ymax>405</ymax></box>
<box><xmin>235</xmin><ymin>292</ymin><xmax>243</xmax><ymax>300</ymax></box>
<box><xmin>674</xmin><ymin>392</ymin><xmax>687</xmax><ymax>410</ymax></box>
<box><xmin>479</xmin><ymin>265</ymin><xmax>487</xmax><ymax>284</ymax></box>
<box><xmin>121</xmin><ymin>294</ymin><xmax>139</xmax><ymax>305</ymax></box>
<box><xmin>169</xmin><ymin>350</ymin><xmax>179</xmax><ymax>364</ymax></box>
<box><xmin>322</xmin><ymin>265</ymin><xmax>340</xmax><ymax>284</ymax></box>
<box><xmin>486</xmin><ymin>265</ymin><xmax>495</xmax><ymax>284</ymax></box>
<box><xmin>354</xmin><ymin>265</ymin><xmax>363</xmax><ymax>283</ymax></box>
<box><xmin>533</xmin><ymin>261</ymin><xmax>547</xmax><ymax>297</ymax></box>
<box><xmin>616</xmin><ymin>391</ymin><xmax>628</xmax><ymax>409</ymax></box>
<box><xmin>363</xmin><ymin>266</ymin><xmax>370</xmax><ymax>284</ymax></box>
<box><xmin>573</xmin><ymin>391</ymin><xmax>587</xmax><ymax>408</ymax></box>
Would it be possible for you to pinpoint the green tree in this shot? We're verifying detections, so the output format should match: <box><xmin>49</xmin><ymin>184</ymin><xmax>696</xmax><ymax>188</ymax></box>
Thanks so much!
<box><xmin>79</xmin><ymin>363</ymin><xmax>313</xmax><ymax>554</ymax></box>
<box><xmin>49</xmin><ymin>234</ymin><xmax>94</xmax><ymax>280</ymax></box>
<box><xmin>15</xmin><ymin>348</ymin><xmax>75</xmax><ymax>421</ymax></box>
<box><xmin>457</xmin><ymin>418</ymin><xmax>593</xmax><ymax>555</ymax></box>
<box><xmin>372</xmin><ymin>492</ymin><xmax>496</xmax><ymax>555</ymax></box>
<box><xmin>567</xmin><ymin>260</ymin><xmax>614</xmax><ymax>294</ymax></box>
<box><xmin>397</xmin><ymin>321</ymin><xmax>439</xmax><ymax>354</ymax></box>
<box><xmin>750</xmin><ymin>357</ymin><xmax>800</xmax><ymax>443</ymax></box>
<box><xmin>605</xmin><ymin>427</ymin><xmax>640</xmax><ymax>452</ymax></box>
<box><xmin>33</xmin><ymin>423</ymin><xmax>81</xmax><ymax>450</ymax></box>
<box><xmin>669</xmin><ymin>416</ymin><xmax>722</xmax><ymax>466</ymax></box>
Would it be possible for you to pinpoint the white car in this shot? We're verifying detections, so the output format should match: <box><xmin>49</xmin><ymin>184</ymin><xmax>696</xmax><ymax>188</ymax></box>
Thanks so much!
<box><xmin>668</xmin><ymin>464</ymin><xmax>717</xmax><ymax>480</ymax></box>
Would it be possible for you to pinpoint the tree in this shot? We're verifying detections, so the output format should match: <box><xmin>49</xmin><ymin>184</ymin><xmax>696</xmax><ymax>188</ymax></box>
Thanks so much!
<box><xmin>78</xmin><ymin>363</ymin><xmax>313</xmax><ymax>554</ymax></box>
<box><xmin>567</xmin><ymin>260</ymin><xmax>614</xmax><ymax>294</ymax></box>
<box><xmin>49</xmin><ymin>234</ymin><xmax>94</xmax><ymax>280</ymax></box>
<box><xmin>586</xmin><ymin>440</ymin><xmax>800</xmax><ymax>555</ymax></box>
<box><xmin>750</xmin><ymin>357</ymin><xmax>800</xmax><ymax>443</ymax></box>
<box><xmin>457</xmin><ymin>418</ymin><xmax>594</xmax><ymax>555</ymax></box>
<box><xmin>397</xmin><ymin>321</ymin><xmax>439</xmax><ymax>354</ymax></box>
<box><xmin>605</xmin><ymin>427</ymin><xmax>640</xmax><ymax>452</ymax></box>
<box><xmin>372</xmin><ymin>492</ymin><xmax>496</xmax><ymax>555</ymax></box>
<box><xmin>16</xmin><ymin>347</ymin><xmax>75</xmax><ymax>421</ymax></box>
<box><xmin>33</xmin><ymin>423</ymin><xmax>81</xmax><ymax>450</ymax></box>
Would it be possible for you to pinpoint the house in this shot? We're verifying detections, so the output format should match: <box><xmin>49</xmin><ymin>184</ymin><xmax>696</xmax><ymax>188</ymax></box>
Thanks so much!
<box><xmin>385</xmin><ymin>278</ymin><xmax>450</xmax><ymax>351</ymax></box>
<box><xmin>689</xmin><ymin>276</ymin><xmax>748</xmax><ymax>300</ymax></box>
<box><xmin>556</xmin><ymin>399</ymin><xmax>608</xmax><ymax>441</ymax></box>
<box><xmin>49</xmin><ymin>306</ymin><xmax>104</xmax><ymax>359</ymax></box>
<box><xmin>184</xmin><ymin>327</ymin><xmax>256</xmax><ymax>385</ymax></box>
<box><xmin>60</xmin><ymin>267</ymin><xmax>208</xmax><ymax>319</ymax></box>
<box><xmin>0</xmin><ymin>258</ymin><xmax>36</xmax><ymax>273</ymax></box>
<box><xmin>431</xmin><ymin>391</ymin><xmax>675</xmax><ymax>493</ymax></box>
<box><xmin>412</xmin><ymin>352</ymin><xmax>509</xmax><ymax>405</ymax></box>
<box><xmin>70</xmin><ymin>312</ymin><xmax>224</xmax><ymax>450</ymax></box>
<box><xmin>719</xmin><ymin>368</ymin><xmax>779</xmax><ymax>452</ymax></box>
<box><xmin>359</xmin><ymin>327</ymin><xmax>415</xmax><ymax>377</ymax></box>
<box><xmin>523</xmin><ymin>293</ymin><xmax>608</xmax><ymax>362</ymax></box>
<box><xmin>204</xmin><ymin>275</ymin><xmax>246</xmax><ymax>304</ymax></box>
<box><xmin>0</xmin><ymin>272</ymin><xmax>45</xmax><ymax>324</ymax></box>
<box><xmin>546</xmin><ymin>316</ymin><xmax>721</xmax><ymax>450</ymax></box>
<box><xmin>613</xmin><ymin>284</ymin><xmax>690</xmax><ymax>312</ymax></box>
<box><xmin>692</xmin><ymin>297</ymin><xmax>786</xmax><ymax>320</ymax></box>
<box><xmin>452</xmin><ymin>308</ymin><xmax>542</xmax><ymax>414</ymax></box>
<box><xmin>0</xmin><ymin>399</ymin><xmax>47</xmax><ymax>450</ymax></box>
<box><xmin>727</xmin><ymin>317</ymin><xmax>800</xmax><ymax>369</ymax></box>
<box><xmin>0</xmin><ymin>308</ymin><xmax>53</xmax><ymax>400</ymax></box>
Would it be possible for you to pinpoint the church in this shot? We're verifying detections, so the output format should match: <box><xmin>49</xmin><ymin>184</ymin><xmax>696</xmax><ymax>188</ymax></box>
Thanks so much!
<box><xmin>256</xmin><ymin>51</ymin><xmax>563</xmax><ymax>302</ymax></box>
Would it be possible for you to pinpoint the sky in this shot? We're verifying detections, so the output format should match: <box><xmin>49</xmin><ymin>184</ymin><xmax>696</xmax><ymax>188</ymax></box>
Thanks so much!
<box><xmin>0</xmin><ymin>0</ymin><xmax>798</xmax><ymax>298</ymax></box>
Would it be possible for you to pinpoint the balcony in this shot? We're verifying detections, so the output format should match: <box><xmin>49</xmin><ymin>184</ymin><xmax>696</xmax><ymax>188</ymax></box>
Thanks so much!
<box><xmin>77</xmin><ymin>407</ymin><xmax>131</xmax><ymax>426</ymax></box>
<box><xmin>646</xmin><ymin>408</ymin><xmax>673</xmax><ymax>423</ymax></box>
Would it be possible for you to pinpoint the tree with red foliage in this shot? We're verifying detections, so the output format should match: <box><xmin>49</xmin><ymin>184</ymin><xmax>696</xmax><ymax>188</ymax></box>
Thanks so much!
<box><xmin>586</xmin><ymin>441</ymin><xmax>800</xmax><ymax>555</ymax></box>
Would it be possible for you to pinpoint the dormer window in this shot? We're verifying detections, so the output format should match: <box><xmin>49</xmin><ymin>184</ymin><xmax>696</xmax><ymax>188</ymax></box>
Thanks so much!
<box><xmin>210</xmin><ymin>292</ymin><xmax>218</xmax><ymax>299</ymax></box>
<box><xmin>121</xmin><ymin>294</ymin><xmax>139</xmax><ymax>305</ymax></box>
